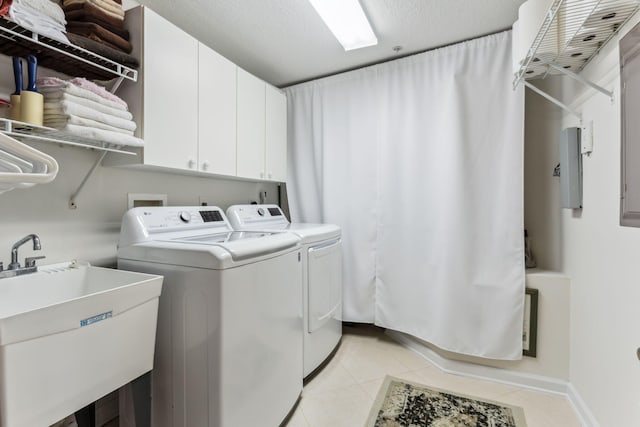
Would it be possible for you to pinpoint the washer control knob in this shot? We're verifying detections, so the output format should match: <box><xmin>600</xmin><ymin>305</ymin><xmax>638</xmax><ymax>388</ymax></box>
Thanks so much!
<box><xmin>179</xmin><ymin>211</ymin><xmax>191</xmax><ymax>223</ymax></box>
<box><xmin>257</xmin><ymin>208</ymin><xmax>265</xmax><ymax>216</ymax></box>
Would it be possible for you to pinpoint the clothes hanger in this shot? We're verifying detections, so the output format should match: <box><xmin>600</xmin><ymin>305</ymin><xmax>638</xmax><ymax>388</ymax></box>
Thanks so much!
<box><xmin>0</xmin><ymin>157</ymin><xmax>23</xmax><ymax>173</ymax></box>
<box><xmin>0</xmin><ymin>147</ymin><xmax>34</xmax><ymax>173</ymax></box>
<box><xmin>0</xmin><ymin>132</ymin><xmax>58</xmax><ymax>185</ymax></box>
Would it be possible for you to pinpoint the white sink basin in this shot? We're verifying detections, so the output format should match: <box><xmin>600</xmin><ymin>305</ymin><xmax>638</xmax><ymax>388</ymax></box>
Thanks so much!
<box><xmin>0</xmin><ymin>261</ymin><xmax>163</xmax><ymax>427</ymax></box>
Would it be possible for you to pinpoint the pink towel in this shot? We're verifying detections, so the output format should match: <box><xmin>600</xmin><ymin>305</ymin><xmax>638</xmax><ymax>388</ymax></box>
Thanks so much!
<box><xmin>69</xmin><ymin>77</ymin><xmax>127</xmax><ymax>108</ymax></box>
<box><xmin>37</xmin><ymin>76</ymin><xmax>128</xmax><ymax>109</ymax></box>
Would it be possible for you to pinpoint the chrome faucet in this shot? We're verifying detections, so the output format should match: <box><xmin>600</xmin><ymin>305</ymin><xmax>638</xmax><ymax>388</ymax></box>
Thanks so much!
<box><xmin>0</xmin><ymin>234</ymin><xmax>45</xmax><ymax>278</ymax></box>
<box><xmin>9</xmin><ymin>234</ymin><xmax>41</xmax><ymax>270</ymax></box>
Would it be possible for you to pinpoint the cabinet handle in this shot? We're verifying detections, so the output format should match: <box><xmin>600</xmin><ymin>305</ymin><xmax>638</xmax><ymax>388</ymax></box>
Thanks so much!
<box><xmin>188</xmin><ymin>159</ymin><xmax>196</xmax><ymax>169</ymax></box>
<box><xmin>260</xmin><ymin>171</ymin><xmax>264</xmax><ymax>178</ymax></box>
<box><xmin>202</xmin><ymin>161</ymin><xmax>209</xmax><ymax>171</ymax></box>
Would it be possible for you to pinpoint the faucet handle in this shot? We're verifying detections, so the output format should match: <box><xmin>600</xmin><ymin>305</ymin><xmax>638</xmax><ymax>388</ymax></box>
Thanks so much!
<box><xmin>24</xmin><ymin>256</ymin><xmax>45</xmax><ymax>268</ymax></box>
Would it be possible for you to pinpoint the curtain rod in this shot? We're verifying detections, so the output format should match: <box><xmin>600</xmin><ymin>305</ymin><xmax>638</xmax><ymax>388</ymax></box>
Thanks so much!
<box><xmin>280</xmin><ymin>26</ymin><xmax>512</xmax><ymax>89</ymax></box>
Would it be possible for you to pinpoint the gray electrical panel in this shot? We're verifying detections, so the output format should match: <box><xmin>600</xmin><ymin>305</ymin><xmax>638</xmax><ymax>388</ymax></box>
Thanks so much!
<box><xmin>560</xmin><ymin>127</ymin><xmax>582</xmax><ymax>209</ymax></box>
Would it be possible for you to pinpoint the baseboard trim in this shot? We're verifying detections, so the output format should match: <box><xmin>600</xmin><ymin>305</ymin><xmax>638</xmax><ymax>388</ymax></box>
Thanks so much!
<box><xmin>386</xmin><ymin>330</ymin><xmax>569</xmax><ymax>395</ymax></box>
<box><xmin>567</xmin><ymin>382</ymin><xmax>600</xmax><ymax>427</ymax></box>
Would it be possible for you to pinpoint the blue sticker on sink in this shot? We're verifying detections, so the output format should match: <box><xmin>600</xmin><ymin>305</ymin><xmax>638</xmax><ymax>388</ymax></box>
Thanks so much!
<box><xmin>80</xmin><ymin>311</ymin><xmax>112</xmax><ymax>327</ymax></box>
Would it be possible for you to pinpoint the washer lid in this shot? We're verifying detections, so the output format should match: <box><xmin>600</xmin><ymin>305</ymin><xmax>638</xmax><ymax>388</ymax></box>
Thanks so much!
<box><xmin>170</xmin><ymin>231</ymin><xmax>275</xmax><ymax>244</ymax></box>
<box><xmin>226</xmin><ymin>205</ymin><xmax>341</xmax><ymax>244</ymax></box>
<box><xmin>118</xmin><ymin>206</ymin><xmax>301</xmax><ymax>268</ymax></box>
<box><xmin>118</xmin><ymin>231</ymin><xmax>300</xmax><ymax>268</ymax></box>
<box><xmin>271</xmin><ymin>223</ymin><xmax>341</xmax><ymax>244</ymax></box>
<box><xmin>165</xmin><ymin>231</ymin><xmax>297</xmax><ymax>261</ymax></box>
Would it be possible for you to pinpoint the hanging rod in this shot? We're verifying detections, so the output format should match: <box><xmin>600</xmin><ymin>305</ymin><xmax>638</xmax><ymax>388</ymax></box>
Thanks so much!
<box><xmin>524</xmin><ymin>81</ymin><xmax>581</xmax><ymax>119</ymax></box>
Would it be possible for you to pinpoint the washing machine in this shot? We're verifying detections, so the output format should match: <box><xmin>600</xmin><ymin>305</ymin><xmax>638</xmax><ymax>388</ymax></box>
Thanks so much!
<box><xmin>226</xmin><ymin>204</ymin><xmax>342</xmax><ymax>377</ymax></box>
<box><xmin>117</xmin><ymin>206</ymin><xmax>302</xmax><ymax>427</ymax></box>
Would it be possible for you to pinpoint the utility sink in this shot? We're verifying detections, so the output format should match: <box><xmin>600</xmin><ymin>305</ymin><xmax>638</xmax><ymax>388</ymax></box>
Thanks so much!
<box><xmin>0</xmin><ymin>261</ymin><xmax>163</xmax><ymax>427</ymax></box>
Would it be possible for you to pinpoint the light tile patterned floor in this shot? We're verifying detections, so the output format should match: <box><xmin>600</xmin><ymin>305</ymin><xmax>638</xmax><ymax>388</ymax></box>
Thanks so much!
<box><xmin>284</xmin><ymin>324</ymin><xmax>582</xmax><ymax>427</ymax></box>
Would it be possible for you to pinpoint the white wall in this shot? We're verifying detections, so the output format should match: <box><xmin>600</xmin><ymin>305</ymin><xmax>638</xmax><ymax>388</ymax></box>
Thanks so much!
<box><xmin>544</xmin><ymin>14</ymin><xmax>640</xmax><ymax>427</ymax></box>
<box><xmin>524</xmin><ymin>77</ymin><xmax>563</xmax><ymax>272</ymax></box>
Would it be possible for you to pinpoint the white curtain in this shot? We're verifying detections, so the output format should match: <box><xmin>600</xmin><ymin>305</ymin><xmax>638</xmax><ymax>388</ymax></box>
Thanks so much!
<box><xmin>286</xmin><ymin>31</ymin><xmax>525</xmax><ymax>360</ymax></box>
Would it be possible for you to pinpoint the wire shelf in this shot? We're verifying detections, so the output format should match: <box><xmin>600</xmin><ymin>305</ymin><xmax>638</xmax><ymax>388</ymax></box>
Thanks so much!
<box><xmin>0</xmin><ymin>17</ymin><xmax>137</xmax><ymax>82</ymax></box>
<box><xmin>0</xmin><ymin>119</ymin><xmax>138</xmax><ymax>156</ymax></box>
<box><xmin>514</xmin><ymin>0</ymin><xmax>640</xmax><ymax>86</ymax></box>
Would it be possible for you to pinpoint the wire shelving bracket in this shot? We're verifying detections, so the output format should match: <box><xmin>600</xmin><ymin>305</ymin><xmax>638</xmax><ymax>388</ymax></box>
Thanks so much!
<box><xmin>513</xmin><ymin>0</ymin><xmax>640</xmax><ymax>118</ymax></box>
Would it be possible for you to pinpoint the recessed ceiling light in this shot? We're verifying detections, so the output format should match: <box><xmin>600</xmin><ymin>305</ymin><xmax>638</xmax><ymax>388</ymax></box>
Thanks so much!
<box><xmin>308</xmin><ymin>0</ymin><xmax>378</xmax><ymax>51</ymax></box>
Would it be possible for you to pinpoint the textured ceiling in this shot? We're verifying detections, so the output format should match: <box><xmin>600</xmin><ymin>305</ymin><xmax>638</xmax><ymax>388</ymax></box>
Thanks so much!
<box><xmin>131</xmin><ymin>0</ymin><xmax>526</xmax><ymax>87</ymax></box>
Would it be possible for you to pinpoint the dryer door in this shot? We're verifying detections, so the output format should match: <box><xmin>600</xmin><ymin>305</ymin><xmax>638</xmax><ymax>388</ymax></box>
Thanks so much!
<box><xmin>307</xmin><ymin>239</ymin><xmax>342</xmax><ymax>332</ymax></box>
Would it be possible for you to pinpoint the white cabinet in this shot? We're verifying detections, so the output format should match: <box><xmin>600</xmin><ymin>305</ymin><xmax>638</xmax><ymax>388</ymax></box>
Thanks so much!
<box><xmin>198</xmin><ymin>43</ymin><xmax>237</xmax><ymax>176</ymax></box>
<box><xmin>115</xmin><ymin>6</ymin><xmax>286</xmax><ymax>182</ymax></box>
<box><xmin>237</xmin><ymin>68</ymin><xmax>266</xmax><ymax>180</ymax></box>
<box><xmin>237</xmin><ymin>69</ymin><xmax>288</xmax><ymax>182</ymax></box>
<box><xmin>139</xmin><ymin>7</ymin><xmax>199</xmax><ymax>170</ymax></box>
<box><xmin>265</xmin><ymin>85</ymin><xmax>287</xmax><ymax>182</ymax></box>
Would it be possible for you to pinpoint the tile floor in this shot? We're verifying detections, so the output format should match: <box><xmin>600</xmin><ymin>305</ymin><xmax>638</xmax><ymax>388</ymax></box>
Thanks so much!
<box><xmin>284</xmin><ymin>324</ymin><xmax>582</xmax><ymax>427</ymax></box>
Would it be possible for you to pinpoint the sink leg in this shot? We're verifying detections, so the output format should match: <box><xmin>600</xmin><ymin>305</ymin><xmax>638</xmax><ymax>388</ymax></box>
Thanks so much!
<box><xmin>132</xmin><ymin>372</ymin><xmax>151</xmax><ymax>427</ymax></box>
<box><xmin>74</xmin><ymin>403</ymin><xmax>96</xmax><ymax>427</ymax></box>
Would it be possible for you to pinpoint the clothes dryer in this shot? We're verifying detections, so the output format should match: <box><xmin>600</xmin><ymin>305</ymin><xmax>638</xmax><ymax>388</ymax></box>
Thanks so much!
<box><xmin>117</xmin><ymin>206</ymin><xmax>302</xmax><ymax>427</ymax></box>
<box><xmin>226</xmin><ymin>204</ymin><xmax>342</xmax><ymax>377</ymax></box>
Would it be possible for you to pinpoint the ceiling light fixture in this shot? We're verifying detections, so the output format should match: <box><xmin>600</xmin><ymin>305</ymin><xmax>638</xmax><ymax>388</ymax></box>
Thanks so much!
<box><xmin>308</xmin><ymin>0</ymin><xmax>378</xmax><ymax>51</ymax></box>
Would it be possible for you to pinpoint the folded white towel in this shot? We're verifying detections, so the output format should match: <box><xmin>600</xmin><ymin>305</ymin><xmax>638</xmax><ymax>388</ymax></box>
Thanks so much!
<box><xmin>9</xmin><ymin>0</ymin><xmax>68</xmax><ymax>44</ymax></box>
<box><xmin>13</xmin><ymin>0</ymin><xmax>66</xmax><ymax>25</ymax></box>
<box><xmin>50</xmin><ymin>123</ymin><xmax>143</xmax><ymax>147</ymax></box>
<box><xmin>42</xmin><ymin>92</ymin><xmax>132</xmax><ymax>120</ymax></box>
<box><xmin>44</xmin><ymin>99</ymin><xmax>136</xmax><ymax>132</ymax></box>
<box><xmin>45</xmin><ymin>115</ymin><xmax>134</xmax><ymax>135</ymax></box>
<box><xmin>40</xmin><ymin>85</ymin><xmax>128</xmax><ymax>112</ymax></box>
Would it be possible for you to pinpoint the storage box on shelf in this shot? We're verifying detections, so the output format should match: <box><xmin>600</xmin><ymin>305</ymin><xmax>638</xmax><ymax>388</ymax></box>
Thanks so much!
<box><xmin>106</xmin><ymin>6</ymin><xmax>288</xmax><ymax>183</ymax></box>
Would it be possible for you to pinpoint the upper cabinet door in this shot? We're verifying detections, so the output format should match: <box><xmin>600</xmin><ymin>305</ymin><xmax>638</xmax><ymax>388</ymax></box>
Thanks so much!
<box><xmin>236</xmin><ymin>68</ymin><xmax>266</xmax><ymax>180</ymax></box>
<box><xmin>265</xmin><ymin>85</ymin><xmax>287</xmax><ymax>182</ymax></box>
<box><xmin>198</xmin><ymin>43</ymin><xmax>237</xmax><ymax>175</ymax></box>
<box><xmin>143</xmin><ymin>8</ymin><xmax>199</xmax><ymax>170</ymax></box>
